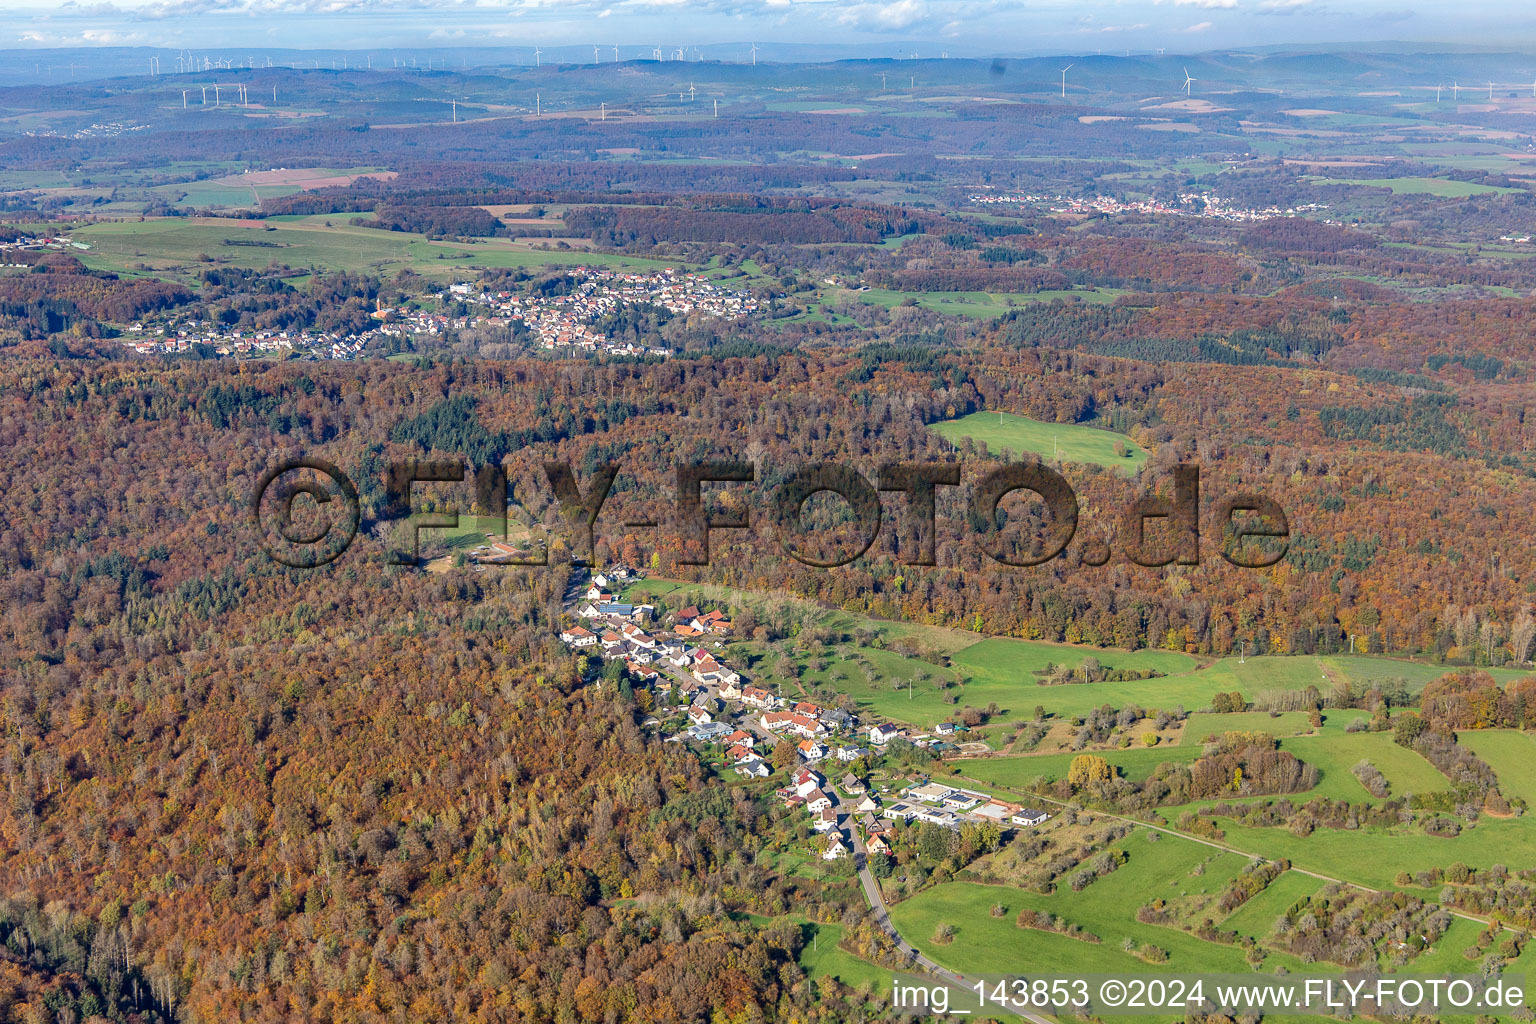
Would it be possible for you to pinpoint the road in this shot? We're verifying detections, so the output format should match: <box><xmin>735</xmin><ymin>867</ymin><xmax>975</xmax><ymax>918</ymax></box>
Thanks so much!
<box><xmin>829</xmin><ymin>784</ymin><xmax>1058</xmax><ymax>1024</ymax></box>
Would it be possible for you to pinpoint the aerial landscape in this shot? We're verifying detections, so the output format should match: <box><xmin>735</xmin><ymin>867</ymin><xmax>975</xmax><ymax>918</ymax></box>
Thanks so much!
<box><xmin>8</xmin><ymin>1</ymin><xmax>1536</xmax><ymax>1021</ymax></box>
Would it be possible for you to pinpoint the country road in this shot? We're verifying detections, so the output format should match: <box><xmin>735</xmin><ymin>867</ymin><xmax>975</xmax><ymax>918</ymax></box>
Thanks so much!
<box><xmin>829</xmin><ymin>784</ymin><xmax>1058</xmax><ymax>1024</ymax></box>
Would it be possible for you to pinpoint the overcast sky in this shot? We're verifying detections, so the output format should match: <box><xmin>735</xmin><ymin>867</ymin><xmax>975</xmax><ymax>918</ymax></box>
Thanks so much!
<box><xmin>4</xmin><ymin>0</ymin><xmax>1534</xmax><ymax>53</ymax></box>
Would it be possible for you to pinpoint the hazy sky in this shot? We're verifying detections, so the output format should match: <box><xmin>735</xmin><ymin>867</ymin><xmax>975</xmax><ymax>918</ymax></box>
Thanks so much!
<box><xmin>4</xmin><ymin>0</ymin><xmax>1534</xmax><ymax>53</ymax></box>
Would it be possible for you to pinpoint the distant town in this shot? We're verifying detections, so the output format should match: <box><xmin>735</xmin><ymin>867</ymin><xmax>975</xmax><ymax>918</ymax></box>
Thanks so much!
<box><xmin>967</xmin><ymin>189</ymin><xmax>1331</xmax><ymax>222</ymax></box>
<box><xmin>109</xmin><ymin>267</ymin><xmax>756</xmax><ymax>359</ymax></box>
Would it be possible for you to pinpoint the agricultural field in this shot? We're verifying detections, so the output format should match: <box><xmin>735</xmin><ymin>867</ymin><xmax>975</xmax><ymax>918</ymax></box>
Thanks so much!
<box><xmin>890</xmin><ymin>833</ymin><xmax>1270</xmax><ymax>976</ymax></box>
<box><xmin>1179</xmin><ymin>711</ymin><xmax>1316</xmax><ymax>745</ymax></box>
<box><xmin>1311</xmin><ymin>176</ymin><xmax>1521</xmax><ymax>197</ymax></box>
<box><xmin>956</xmin><ymin>744</ymin><xmax>1202</xmax><ymax>790</ymax></box>
<box><xmin>930</xmin><ymin>411</ymin><xmax>1148</xmax><ymax>474</ymax></box>
<box><xmin>845</xmin><ymin>286</ymin><xmax>1123</xmax><ymax>318</ymax></box>
<box><xmin>69</xmin><ymin>215</ymin><xmax>694</xmax><ymax>282</ymax></box>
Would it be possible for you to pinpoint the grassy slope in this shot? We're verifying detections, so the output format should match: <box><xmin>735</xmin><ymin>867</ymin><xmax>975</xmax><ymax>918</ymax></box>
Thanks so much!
<box><xmin>931</xmin><ymin>411</ymin><xmax>1148</xmax><ymax>474</ymax></box>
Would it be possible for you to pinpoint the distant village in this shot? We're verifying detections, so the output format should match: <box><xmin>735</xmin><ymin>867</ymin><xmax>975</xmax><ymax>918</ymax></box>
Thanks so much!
<box><xmin>110</xmin><ymin>266</ymin><xmax>756</xmax><ymax>359</ymax></box>
<box><xmin>444</xmin><ymin>267</ymin><xmax>756</xmax><ymax>357</ymax></box>
<box><xmin>560</xmin><ymin>564</ymin><xmax>1050</xmax><ymax>866</ymax></box>
<box><xmin>967</xmin><ymin>189</ymin><xmax>1331</xmax><ymax>222</ymax></box>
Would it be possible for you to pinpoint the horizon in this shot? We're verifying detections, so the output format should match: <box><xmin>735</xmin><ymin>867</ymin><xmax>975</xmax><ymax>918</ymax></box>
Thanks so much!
<box><xmin>4</xmin><ymin>0</ymin><xmax>1536</xmax><ymax>54</ymax></box>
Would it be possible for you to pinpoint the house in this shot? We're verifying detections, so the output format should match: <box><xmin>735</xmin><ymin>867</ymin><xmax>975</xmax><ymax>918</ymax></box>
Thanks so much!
<box><xmin>869</xmin><ymin>723</ymin><xmax>901</xmax><ymax>746</ymax></box>
<box><xmin>797</xmin><ymin>739</ymin><xmax>827</xmax><ymax>762</ymax></box>
<box><xmin>577</xmin><ymin>603</ymin><xmax>603</xmax><ymax>619</ymax></box>
<box><xmin>812</xmin><ymin>807</ymin><xmax>839</xmax><ymax>833</ymax></box>
<box><xmin>741</xmin><ymin>686</ymin><xmax>776</xmax><ymax>709</ymax></box>
<box><xmin>934</xmin><ymin>722</ymin><xmax>957</xmax><ymax>737</ymax></box>
<box><xmin>821</xmin><ymin>834</ymin><xmax>849</xmax><ymax>860</ymax></box>
<box><xmin>820</xmin><ymin>708</ymin><xmax>855</xmax><ymax>733</ymax></box>
<box><xmin>793</xmin><ymin>701</ymin><xmax>823</xmax><ymax>718</ymax></box>
<box><xmin>883</xmin><ymin>803</ymin><xmax>919</xmax><ymax>822</ymax></box>
<box><xmin>724</xmin><ymin>730</ymin><xmax>754</xmax><ymax>749</ymax></box>
<box><xmin>974</xmin><ymin>801</ymin><xmax>1015</xmax><ymax>822</ymax></box>
<box><xmin>687</xmin><ymin>721</ymin><xmax>731</xmax><ymax>742</ymax></box>
<box><xmin>855</xmin><ymin>794</ymin><xmax>881</xmax><ymax>814</ymax></box>
<box><xmin>736</xmin><ymin>758</ymin><xmax>770</xmax><ymax>779</ymax></box>
<box><xmin>805</xmin><ymin>790</ymin><xmax>833</xmax><ymax>814</ymax></box>
<box><xmin>559</xmin><ymin>626</ymin><xmax>598</xmax><ymax>647</ymax></box>
<box><xmin>908</xmin><ymin>782</ymin><xmax>956</xmax><ymax>803</ymax></box>
<box><xmin>600</xmin><ymin>631</ymin><xmax>624</xmax><ymax>651</ymax></box>
<box><xmin>596</xmin><ymin>603</ymin><xmax>635</xmax><ymax>618</ymax></box>
<box><xmin>836</xmin><ymin>746</ymin><xmax>869</xmax><ymax>763</ymax></box>
<box><xmin>727</xmin><ymin>743</ymin><xmax>754</xmax><ymax>762</ymax></box>
<box><xmin>687</xmin><ymin>706</ymin><xmax>712</xmax><ymax>726</ymax></box>
<box><xmin>1012</xmin><ymin>809</ymin><xmax>1050</xmax><ymax>827</ymax></box>
<box><xmin>623</xmin><ymin>661</ymin><xmax>659</xmax><ymax>683</ymax></box>
<box><xmin>590</xmin><ymin>573</ymin><xmax>610</xmax><ymax>590</ymax></box>
<box><xmin>762</xmin><ymin>711</ymin><xmax>825</xmax><ymax>739</ymax></box>
<box><xmin>792</xmin><ymin>767</ymin><xmax>824</xmax><ymax>798</ymax></box>
<box><xmin>620</xmin><ymin>623</ymin><xmax>655</xmax><ymax>649</ymax></box>
<box><xmin>840</xmin><ymin>773</ymin><xmax>865</xmax><ymax>794</ymax></box>
<box><xmin>675</xmin><ymin>605</ymin><xmax>700</xmax><ymax>624</ymax></box>
<box><xmin>717</xmin><ymin>676</ymin><xmax>742</xmax><ymax>700</ymax></box>
<box><xmin>942</xmin><ymin>793</ymin><xmax>979</xmax><ymax>812</ymax></box>
<box><xmin>865</xmin><ymin>832</ymin><xmax>892</xmax><ymax>856</ymax></box>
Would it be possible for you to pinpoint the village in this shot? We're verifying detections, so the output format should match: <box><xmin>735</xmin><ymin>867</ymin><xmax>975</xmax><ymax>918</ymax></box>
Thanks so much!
<box><xmin>966</xmin><ymin>188</ymin><xmax>1330</xmax><ymax>222</ymax></box>
<box><xmin>106</xmin><ymin>266</ymin><xmax>755</xmax><ymax>359</ymax></box>
<box><xmin>558</xmin><ymin>565</ymin><xmax>1050</xmax><ymax>870</ymax></box>
<box><xmin>442</xmin><ymin>266</ymin><xmax>756</xmax><ymax>356</ymax></box>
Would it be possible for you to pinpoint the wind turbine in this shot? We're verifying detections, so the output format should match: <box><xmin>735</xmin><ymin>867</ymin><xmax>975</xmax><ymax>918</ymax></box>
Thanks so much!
<box><xmin>534</xmin><ymin>47</ymin><xmax>542</xmax><ymax>67</ymax></box>
<box><xmin>536</xmin><ymin>92</ymin><xmax>541</xmax><ymax>116</ymax></box>
<box><xmin>452</xmin><ymin>99</ymin><xmax>457</xmax><ymax>122</ymax></box>
<box><xmin>880</xmin><ymin>72</ymin><xmax>887</xmax><ymax>91</ymax></box>
<box><xmin>201</xmin><ymin>85</ymin><xmax>207</xmax><ymax>104</ymax></box>
<box><xmin>688</xmin><ymin>82</ymin><xmax>695</xmax><ymax>101</ymax></box>
<box><xmin>1182</xmin><ymin>67</ymin><xmax>1196</xmax><ymax>95</ymax></box>
<box><xmin>182</xmin><ymin>89</ymin><xmax>187</xmax><ymax>108</ymax></box>
<box><xmin>1060</xmin><ymin>63</ymin><xmax>1073</xmax><ymax>99</ymax></box>
<box><xmin>1435</xmin><ymin>84</ymin><xmax>1442</xmax><ymax>103</ymax></box>
<box><xmin>750</xmin><ymin>43</ymin><xmax>758</xmax><ymax>66</ymax></box>
<box><xmin>612</xmin><ymin>45</ymin><xmax>619</xmax><ymax>62</ymax></box>
<box><xmin>1488</xmin><ymin>80</ymin><xmax>1495</xmax><ymax>100</ymax></box>
<box><xmin>653</xmin><ymin>45</ymin><xmax>662</xmax><ymax>61</ymax></box>
<box><xmin>593</xmin><ymin>45</ymin><xmax>600</xmax><ymax>63</ymax></box>
<box><xmin>1452</xmin><ymin>81</ymin><xmax>1461</xmax><ymax>101</ymax></box>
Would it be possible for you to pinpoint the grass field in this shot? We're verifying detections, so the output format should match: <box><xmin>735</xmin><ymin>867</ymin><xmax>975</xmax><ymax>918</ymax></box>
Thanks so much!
<box><xmin>956</xmin><ymin>744</ymin><xmax>1202</xmax><ymax>789</ymax></box>
<box><xmin>1313</xmin><ymin>176</ymin><xmax>1520</xmax><ymax>197</ymax></box>
<box><xmin>891</xmin><ymin>835</ymin><xmax>1265</xmax><ymax>976</ymax></box>
<box><xmin>71</xmin><ymin>216</ymin><xmax>694</xmax><ymax>282</ymax></box>
<box><xmin>1180</xmin><ymin>711</ymin><xmax>1316</xmax><ymax>745</ymax></box>
<box><xmin>796</xmin><ymin>922</ymin><xmax>889</xmax><ymax>996</ymax></box>
<box><xmin>1219</xmin><ymin>870</ymin><xmax>1321</xmax><ymax>938</ymax></box>
<box><xmin>847</xmin><ymin>286</ymin><xmax>1124</xmax><ymax>318</ymax></box>
<box><xmin>931</xmin><ymin>411</ymin><xmax>1147</xmax><ymax>475</ymax></box>
<box><xmin>1457</xmin><ymin>730</ymin><xmax>1536</xmax><ymax>803</ymax></box>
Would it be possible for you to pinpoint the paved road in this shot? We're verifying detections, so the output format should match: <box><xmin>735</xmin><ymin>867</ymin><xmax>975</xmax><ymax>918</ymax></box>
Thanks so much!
<box><xmin>829</xmin><ymin>786</ymin><xmax>1059</xmax><ymax>1024</ymax></box>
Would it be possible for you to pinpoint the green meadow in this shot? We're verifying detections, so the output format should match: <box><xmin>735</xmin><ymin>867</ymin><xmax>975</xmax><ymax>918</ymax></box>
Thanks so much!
<box><xmin>71</xmin><ymin>216</ymin><xmax>693</xmax><ymax>282</ymax></box>
<box><xmin>847</xmin><ymin>286</ymin><xmax>1124</xmax><ymax>318</ymax></box>
<box><xmin>931</xmin><ymin>411</ymin><xmax>1148</xmax><ymax>474</ymax></box>
<box><xmin>1313</xmin><ymin>176</ymin><xmax>1520</xmax><ymax>197</ymax></box>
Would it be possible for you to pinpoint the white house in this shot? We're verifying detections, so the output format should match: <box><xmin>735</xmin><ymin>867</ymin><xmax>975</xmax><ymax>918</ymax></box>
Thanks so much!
<box><xmin>559</xmin><ymin>626</ymin><xmax>598</xmax><ymax>647</ymax></box>
<box><xmin>812</xmin><ymin>807</ymin><xmax>838</xmax><ymax>833</ymax></box>
<box><xmin>736</xmin><ymin>758</ymin><xmax>770</xmax><ymax>779</ymax></box>
<box><xmin>821</xmin><ymin>835</ymin><xmax>849</xmax><ymax>860</ymax></box>
<box><xmin>805</xmin><ymin>790</ymin><xmax>833</xmax><ymax>814</ymax></box>
<box><xmin>869</xmin><ymin>723</ymin><xmax>901</xmax><ymax>745</ymax></box>
<box><xmin>1012</xmin><ymin>809</ymin><xmax>1049</xmax><ymax>827</ymax></box>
